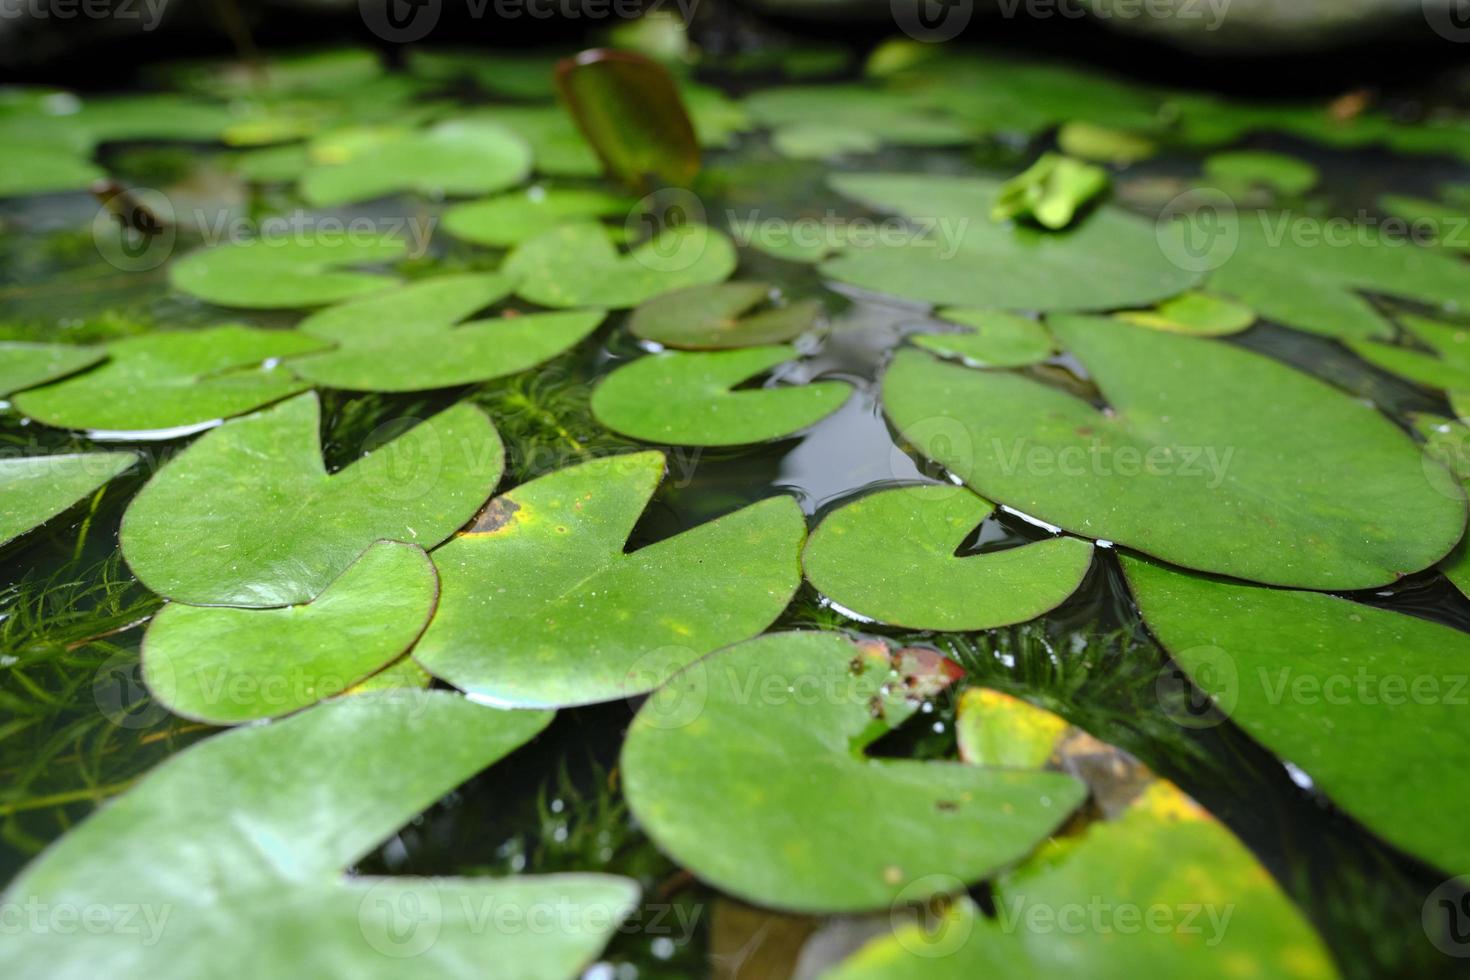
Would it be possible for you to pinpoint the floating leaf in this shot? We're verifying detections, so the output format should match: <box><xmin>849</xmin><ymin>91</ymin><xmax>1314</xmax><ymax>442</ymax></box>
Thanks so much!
<box><xmin>443</xmin><ymin>187</ymin><xmax>633</xmax><ymax>247</ymax></box>
<box><xmin>0</xmin><ymin>452</ymin><xmax>137</xmax><ymax>546</ymax></box>
<box><xmin>1055</xmin><ymin>120</ymin><xmax>1156</xmax><ymax>164</ymax></box>
<box><xmin>1345</xmin><ymin>314</ymin><xmax>1470</xmax><ymax>391</ymax></box>
<box><xmin>802</xmin><ymin>485</ymin><xmax>1093</xmax><ymax>630</ymax></box>
<box><xmin>415</xmin><ymin>451</ymin><xmax>804</xmax><ymax>708</ymax></box>
<box><xmin>771</xmin><ymin>123</ymin><xmax>880</xmax><ymax>159</ymax></box>
<box><xmin>992</xmin><ymin>153</ymin><xmax>1110</xmax><ymax>230</ymax></box>
<box><xmin>744</xmin><ymin>85</ymin><xmax>974</xmax><ymax>151</ymax></box>
<box><xmin>628</xmin><ymin>282</ymin><xmax>822</xmax><ymax>349</ymax></box>
<box><xmin>2</xmin><ymin>690</ymin><xmax>641</xmax><ymax>979</ymax></box>
<box><xmin>122</xmin><ymin>393</ymin><xmax>502</xmax><ymax>607</ymax></box>
<box><xmin>407</xmin><ymin>48</ymin><xmax>564</xmax><ymax>101</ymax></box>
<box><xmin>555</xmin><ymin>49</ymin><xmax>700</xmax><ymax>191</ymax></box>
<box><xmin>1207</xmin><ymin>214</ymin><xmax>1470</xmax><ymax>340</ymax></box>
<box><xmin>882</xmin><ymin>316</ymin><xmax>1465</xmax><ymax>589</ymax></box>
<box><xmin>504</xmin><ymin>222</ymin><xmax>736</xmax><ymax>309</ymax></box>
<box><xmin>0</xmin><ymin>341</ymin><xmax>103</xmax><ymax>395</ymax></box>
<box><xmin>300</xmin><ymin>120</ymin><xmax>532</xmax><ymax>206</ymax></box>
<box><xmin>622</xmin><ymin>631</ymin><xmax>1085</xmax><ymax>912</ymax></box>
<box><xmin>462</xmin><ymin>105</ymin><xmax>602</xmax><ymax>176</ymax></box>
<box><xmin>291</xmin><ymin>274</ymin><xmax>604</xmax><ymax>392</ymax></box>
<box><xmin>591</xmin><ymin>346</ymin><xmax>851</xmax><ymax>446</ymax></box>
<box><xmin>14</xmin><ymin>326</ymin><xmax>328</xmax><ymax>432</ymax></box>
<box><xmin>955</xmin><ymin>688</ymin><xmax>1069</xmax><ymax>769</ymax></box>
<box><xmin>1380</xmin><ymin>193</ymin><xmax>1470</xmax><ymax>252</ymax></box>
<box><xmin>1124</xmin><ymin>553</ymin><xmax>1470</xmax><ymax>875</ymax></box>
<box><xmin>1204</xmin><ymin>150</ymin><xmax>1319</xmax><ymax>197</ymax></box>
<box><xmin>824</xmin><ymin>174</ymin><xmax>1198</xmax><ymax>311</ymax></box>
<box><xmin>912</xmin><ymin>310</ymin><xmax>1054</xmax><ymax>367</ymax></box>
<box><xmin>171</xmin><ymin>231</ymin><xmax>406</xmax><ymax>309</ymax></box>
<box><xmin>142</xmin><ymin>541</ymin><xmax>439</xmax><ymax>724</ymax></box>
<box><xmin>0</xmin><ymin>143</ymin><xmax>104</xmax><ymax>196</ymax></box>
<box><xmin>1115</xmin><ymin>291</ymin><xmax>1256</xmax><ymax>336</ymax></box>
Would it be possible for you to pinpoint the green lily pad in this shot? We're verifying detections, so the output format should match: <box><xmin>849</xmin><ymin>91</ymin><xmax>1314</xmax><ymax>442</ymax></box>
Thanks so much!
<box><xmin>407</xmin><ymin>48</ymin><xmax>563</xmax><ymax>101</ymax></box>
<box><xmin>1345</xmin><ymin>314</ymin><xmax>1470</xmax><ymax>391</ymax></box>
<box><xmin>1207</xmin><ymin>213</ymin><xmax>1470</xmax><ymax>340</ymax></box>
<box><xmin>802</xmin><ymin>485</ymin><xmax>1093</xmax><ymax>630</ymax></box>
<box><xmin>591</xmin><ymin>346</ymin><xmax>851</xmax><ymax>446</ymax></box>
<box><xmin>628</xmin><ymin>282</ymin><xmax>822</xmax><ymax>350</ymax></box>
<box><xmin>0</xmin><ymin>341</ymin><xmax>103</xmax><ymax>395</ymax></box>
<box><xmin>0</xmin><ymin>143</ymin><xmax>104</xmax><ymax>196</ymax></box>
<box><xmin>771</xmin><ymin>123</ymin><xmax>880</xmax><ymax>159</ymax></box>
<box><xmin>913</xmin><ymin>310</ymin><xmax>1054</xmax><ymax>367</ymax></box>
<box><xmin>1055</xmin><ymin>121</ymin><xmax>1156</xmax><ymax>164</ymax></box>
<box><xmin>503</xmin><ymin>222</ymin><xmax>737</xmax><ymax>309</ymax></box>
<box><xmin>1123</xmin><ymin>553</ymin><xmax>1470</xmax><ymax>875</ymax></box>
<box><xmin>462</xmin><ymin>105</ymin><xmax>602</xmax><ymax>176</ymax></box>
<box><xmin>14</xmin><ymin>326</ymin><xmax>328</xmax><ymax>432</ymax></box>
<box><xmin>992</xmin><ymin>153</ymin><xmax>1110</xmax><ymax>231</ymax></box>
<box><xmin>621</xmin><ymin>631</ymin><xmax>1086</xmax><ymax>912</ymax></box>
<box><xmin>443</xmin><ymin>187</ymin><xmax>634</xmax><ymax>247</ymax></box>
<box><xmin>744</xmin><ymin>86</ymin><xmax>974</xmax><ymax>150</ymax></box>
<box><xmin>832</xmin><ymin>688</ymin><xmax>1337</xmax><ymax>979</ymax></box>
<box><xmin>882</xmin><ymin>316</ymin><xmax>1465</xmax><ymax>590</ymax></box>
<box><xmin>121</xmin><ymin>393</ymin><xmax>502</xmax><ymax>607</ymax></box>
<box><xmin>230</xmin><ymin>143</ymin><xmax>311</xmax><ymax>182</ymax></box>
<box><xmin>290</xmin><ymin>274</ymin><xmax>604</xmax><ymax>392</ymax></box>
<box><xmin>823</xmin><ymin>174</ymin><xmax>1199</xmax><ymax>311</ymax></box>
<box><xmin>0</xmin><ymin>452</ymin><xmax>137</xmax><ymax>546</ymax></box>
<box><xmin>142</xmin><ymin>541</ymin><xmax>439</xmax><ymax>724</ymax></box>
<box><xmin>171</xmin><ymin>230</ymin><xmax>406</xmax><ymax>309</ymax></box>
<box><xmin>415</xmin><ymin>451</ymin><xmax>804</xmax><ymax>708</ymax></box>
<box><xmin>2</xmin><ymin>689</ymin><xmax>641</xmax><ymax>980</ymax></box>
<box><xmin>1204</xmin><ymin>150</ymin><xmax>1320</xmax><ymax>197</ymax></box>
<box><xmin>300</xmin><ymin>120</ymin><xmax>532</xmax><ymax>206</ymax></box>
<box><xmin>1115</xmin><ymin>291</ymin><xmax>1256</xmax><ymax>336</ymax></box>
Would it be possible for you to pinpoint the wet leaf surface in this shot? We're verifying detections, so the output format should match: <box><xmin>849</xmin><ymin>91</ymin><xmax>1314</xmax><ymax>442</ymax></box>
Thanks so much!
<box><xmin>443</xmin><ymin>187</ymin><xmax>634</xmax><ymax>247</ymax></box>
<box><xmin>911</xmin><ymin>310</ymin><xmax>1055</xmax><ymax>367</ymax></box>
<box><xmin>628</xmin><ymin>282</ymin><xmax>821</xmax><ymax>350</ymax></box>
<box><xmin>0</xmin><ymin>341</ymin><xmax>103</xmax><ymax>395</ymax></box>
<box><xmin>170</xmin><ymin>231</ymin><xmax>406</xmax><ymax>309</ymax></box>
<box><xmin>0</xmin><ymin>452</ymin><xmax>137</xmax><ymax>546</ymax></box>
<box><xmin>121</xmin><ymin>393</ymin><xmax>502</xmax><ymax>606</ymax></box>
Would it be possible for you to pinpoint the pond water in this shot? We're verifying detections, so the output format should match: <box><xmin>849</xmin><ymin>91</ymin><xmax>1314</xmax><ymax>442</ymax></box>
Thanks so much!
<box><xmin>2</xmin><ymin>40</ymin><xmax>1470</xmax><ymax>980</ymax></box>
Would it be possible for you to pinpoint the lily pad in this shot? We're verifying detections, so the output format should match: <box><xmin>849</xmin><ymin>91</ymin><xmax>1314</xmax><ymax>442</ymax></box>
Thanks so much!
<box><xmin>912</xmin><ymin>310</ymin><xmax>1054</xmax><ymax>367</ymax></box>
<box><xmin>121</xmin><ymin>393</ymin><xmax>502</xmax><ymax>607</ymax></box>
<box><xmin>503</xmin><ymin>222</ymin><xmax>737</xmax><ymax>309</ymax></box>
<box><xmin>591</xmin><ymin>346</ymin><xmax>851</xmax><ymax>446</ymax></box>
<box><xmin>823</xmin><ymin>174</ymin><xmax>1199</xmax><ymax>311</ymax></box>
<box><xmin>831</xmin><ymin>688</ymin><xmax>1337</xmax><ymax>979</ymax></box>
<box><xmin>142</xmin><ymin>541</ymin><xmax>439</xmax><ymax>724</ymax></box>
<box><xmin>771</xmin><ymin>122</ymin><xmax>880</xmax><ymax>159</ymax></box>
<box><xmin>1115</xmin><ymin>291</ymin><xmax>1256</xmax><ymax>336</ymax></box>
<box><xmin>1204</xmin><ymin>150</ymin><xmax>1319</xmax><ymax>197</ymax></box>
<box><xmin>0</xmin><ymin>452</ymin><xmax>137</xmax><ymax>546</ymax></box>
<box><xmin>171</xmin><ymin>230</ymin><xmax>406</xmax><ymax>309</ymax></box>
<box><xmin>744</xmin><ymin>86</ymin><xmax>974</xmax><ymax>150</ymax></box>
<box><xmin>802</xmin><ymin>485</ymin><xmax>1093</xmax><ymax>631</ymax></box>
<box><xmin>463</xmin><ymin>105</ymin><xmax>602</xmax><ymax>176</ymax></box>
<box><xmin>628</xmin><ymin>282</ymin><xmax>822</xmax><ymax>349</ymax></box>
<box><xmin>1123</xmin><ymin>553</ymin><xmax>1470</xmax><ymax>875</ymax></box>
<box><xmin>621</xmin><ymin>631</ymin><xmax>1086</xmax><ymax>912</ymax></box>
<box><xmin>882</xmin><ymin>316</ymin><xmax>1465</xmax><ymax>590</ymax></box>
<box><xmin>443</xmin><ymin>187</ymin><xmax>634</xmax><ymax>247</ymax></box>
<box><xmin>300</xmin><ymin>120</ymin><xmax>532</xmax><ymax>206</ymax></box>
<box><xmin>290</xmin><ymin>274</ymin><xmax>605</xmax><ymax>392</ymax></box>
<box><xmin>992</xmin><ymin>153</ymin><xmax>1110</xmax><ymax>230</ymax></box>
<box><xmin>0</xmin><ymin>143</ymin><xmax>105</xmax><ymax>196</ymax></box>
<box><xmin>14</xmin><ymin>326</ymin><xmax>328</xmax><ymax>432</ymax></box>
<box><xmin>1056</xmin><ymin>121</ymin><xmax>1156</xmax><ymax>164</ymax></box>
<box><xmin>0</xmin><ymin>341</ymin><xmax>103</xmax><ymax>395</ymax></box>
<box><xmin>415</xmin><ymin>451</ymin><xmax>804</xmax><ymax>708</ymax></box>
<box><xmin>1380</xmin><ymin>193</ymin><xmax>1470</xmax><ymax>252</ymax></box>
<box><xmin>2</xmin><ymin>689</ymin><xmax>642</xmax><ymax>980</ymax></box>
<box><xmin>1207</xmin><ymin>213</ymin><xmax>1470</xmax><ymax>340</ymax></box>
<box><xmin>1345</xmin><ymin>314</ymin><xmax>1470</xmax><ymax>391</ymax></box>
